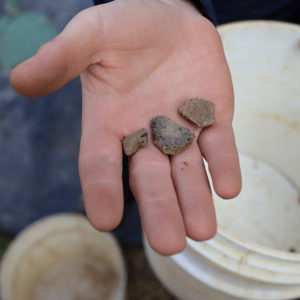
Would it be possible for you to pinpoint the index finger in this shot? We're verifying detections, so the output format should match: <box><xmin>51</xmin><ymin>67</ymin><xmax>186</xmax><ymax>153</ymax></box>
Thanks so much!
<box><xmin>79</xmin><ymin>126</ymin><xmax>124</xmax><ymax>231</ymax></box>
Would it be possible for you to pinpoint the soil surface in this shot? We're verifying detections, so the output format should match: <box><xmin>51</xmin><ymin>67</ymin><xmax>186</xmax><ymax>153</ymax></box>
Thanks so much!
<box><xmin>122</xmin><ymin>245</ymin><xmax>176</xmax><ymax>300</ymax></box>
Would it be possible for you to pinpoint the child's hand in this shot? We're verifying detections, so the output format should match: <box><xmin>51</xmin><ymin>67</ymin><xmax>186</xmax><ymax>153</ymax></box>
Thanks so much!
<box><xmin>10</xmin><ymin>0</ymin><xmax>241</xmax><ymax>255</ymax></box>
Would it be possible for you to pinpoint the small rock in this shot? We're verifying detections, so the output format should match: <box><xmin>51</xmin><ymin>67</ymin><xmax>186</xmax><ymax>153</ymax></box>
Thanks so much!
<box><xmin>179</xmin><ymin>98</ymin><xmax>215</xmax><ymax>127</ymax></box>
<box><xmin>122</xmin><ymin>128</ymin><xmax>148</xmax><ymax>156</ymax></box>
<box><xmin>151</xmin><ymin>116</ymin><xmax>194</xmax><ymax>155</ymax></box>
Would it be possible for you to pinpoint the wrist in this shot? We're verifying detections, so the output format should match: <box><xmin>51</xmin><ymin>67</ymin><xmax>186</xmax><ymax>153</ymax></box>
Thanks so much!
<box><xmin>93</xmin><ymin>0</ymin><xmax>216</xmax><ymax>25</ymax></box>
<box><xmin>168</xmin><ymin>0</ymin><xmax>216</xmax><ymax>25</ymax></box>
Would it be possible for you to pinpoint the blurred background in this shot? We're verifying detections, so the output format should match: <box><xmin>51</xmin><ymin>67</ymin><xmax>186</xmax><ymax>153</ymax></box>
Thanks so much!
<box><xmin>1</xmin><ymin>0</ymin><xmax>300</xmax><ymax>299</ymax></box>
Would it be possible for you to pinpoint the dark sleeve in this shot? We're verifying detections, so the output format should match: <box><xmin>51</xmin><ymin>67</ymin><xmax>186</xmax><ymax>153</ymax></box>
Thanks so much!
<box><xmin>93</xmin><ymin>0</ymin><xmax>217</xmax><ymax>25</ymax></box>
<box><xmin>187</xmin><ymin>0</ymin><xmax>217</xmax><ymax>24</ymax></box>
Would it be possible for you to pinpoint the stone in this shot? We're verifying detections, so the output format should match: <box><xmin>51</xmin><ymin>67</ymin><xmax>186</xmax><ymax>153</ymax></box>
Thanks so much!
<box><xmin>122</xmin><ymin>128</ymin><xmax>148</xmax><ymax>156</ymax></box>
<box><xmin>151</xmin><ymin>116</ymin><xmax>194</xmax><ymax>155</ymax></box>
<box><xmin>179</xmin><ymin>98</ymin><xmax>215</xmax><ymax>128</ymax></box>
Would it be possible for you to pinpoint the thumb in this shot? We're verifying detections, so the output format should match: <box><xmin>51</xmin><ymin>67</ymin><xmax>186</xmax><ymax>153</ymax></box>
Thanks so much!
<box><xmin>10</xmin><ymin>7</ymin><xmax>102</xmax><ymax>97</ymax></box>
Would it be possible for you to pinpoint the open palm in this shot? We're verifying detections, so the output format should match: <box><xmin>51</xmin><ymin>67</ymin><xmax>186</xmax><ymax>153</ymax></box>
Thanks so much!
<box><xmin>10</xmin><ymin>0</ymin><xmax>241</xmax><ymax>255</ymax></box>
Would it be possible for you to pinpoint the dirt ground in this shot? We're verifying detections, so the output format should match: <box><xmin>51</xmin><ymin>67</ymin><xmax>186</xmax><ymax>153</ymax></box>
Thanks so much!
<box><xmin>122</xmin><ymin>245</ymin><xmax>176</xmax><ymax>300</ymax></box>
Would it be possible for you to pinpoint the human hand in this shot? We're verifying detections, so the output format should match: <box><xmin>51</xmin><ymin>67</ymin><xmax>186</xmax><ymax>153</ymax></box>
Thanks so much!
<box><xmin>10</xmin><ymin>0</ymin><xmax>241</xmax><ymax>255</ymax></box>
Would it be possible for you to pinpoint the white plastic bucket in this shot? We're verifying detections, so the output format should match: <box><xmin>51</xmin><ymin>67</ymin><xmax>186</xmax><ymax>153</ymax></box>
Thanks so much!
<box><xmin>144</xmin><ymin>21</ymin><xmax>300</xmax><ymax>300</ymax></box>
<box><xmin>0</xmin><ymin>214</ymin><xmax>126</xmax><ymax>300</ymax></box>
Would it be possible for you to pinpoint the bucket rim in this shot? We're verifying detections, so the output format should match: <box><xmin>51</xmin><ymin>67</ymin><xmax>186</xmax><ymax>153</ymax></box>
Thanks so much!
<box><xmin>217</xmin><ymin>19</ymin><xmax>300</xmax><ymax>32</ymax></box>
<box><xmin>214</xmin><ymin>226</ymin><xmax>300</xmax><ymax>261</ymax></box>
